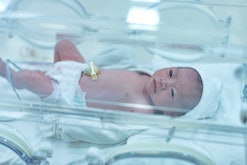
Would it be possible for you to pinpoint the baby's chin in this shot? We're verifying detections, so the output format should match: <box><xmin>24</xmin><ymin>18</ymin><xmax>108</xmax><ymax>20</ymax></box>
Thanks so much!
<box><xmin>131</xmin><ymin>108</ymin><xmax>155</xmax><ymax>114</ymax></box>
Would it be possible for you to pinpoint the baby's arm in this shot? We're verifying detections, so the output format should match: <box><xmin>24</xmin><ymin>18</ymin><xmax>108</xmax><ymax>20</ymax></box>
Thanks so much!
<box><xmin>11</xmin><ymin>69</ymin><xmax>53</xmax><ymax>98</ymax></box>
<box><xmin>54</xmin><ymin>39</ymin><xmax>85</xmax><ymax>63</ymax></box>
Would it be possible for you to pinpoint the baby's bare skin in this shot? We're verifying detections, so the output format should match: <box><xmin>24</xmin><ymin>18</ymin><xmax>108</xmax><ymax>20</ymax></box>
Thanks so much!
<box><xmin>80</xmin><ymin>69</ymin><xmax>152</xmax><ymax>112</ymax></box>
<box><xmin>0</xmin><ymin>40</ymin><xmax>202</xmax><ymax>116</ymax></box>
<box><xmin>0</xmin><ymin>58</ymin><xmax>53</xmax><ymax>97</ymax></box>
<box><xmin>0</xmin><ymin>58</ymin><xmax>153</xmax><ymax>112</ymax></box>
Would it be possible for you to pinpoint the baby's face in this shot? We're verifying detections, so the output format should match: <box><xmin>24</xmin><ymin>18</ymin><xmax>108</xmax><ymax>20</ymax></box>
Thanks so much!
<box><xmin>145</xmin><ymin>67</ymin><xmax>202</xmax><ymax>116</ymax></box>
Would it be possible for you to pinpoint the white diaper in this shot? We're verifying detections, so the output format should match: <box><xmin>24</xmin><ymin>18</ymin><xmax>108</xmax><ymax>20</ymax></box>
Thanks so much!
<box><xmin>43</xmin><ymin>61</ymin><xmax>89</xmax><ymax>106</ymax></box>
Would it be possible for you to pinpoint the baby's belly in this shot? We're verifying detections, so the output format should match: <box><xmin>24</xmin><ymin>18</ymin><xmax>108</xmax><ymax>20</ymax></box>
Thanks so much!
<box><xmin>79</xmin><ymin>70</ymin><xmax>134</xmax><ymax>103</ymax></box>
<box><xmin>79</xmin><ymin>70</ymin><xmax>153</xmax><ymax>113</ymax></box>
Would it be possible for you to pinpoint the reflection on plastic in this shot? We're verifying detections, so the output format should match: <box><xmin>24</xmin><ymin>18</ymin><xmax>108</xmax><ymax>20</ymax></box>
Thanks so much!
<box><xmin>86</xmin><ymin>143</ymin><xmax>214</xmax><ymax>165</ymax></box>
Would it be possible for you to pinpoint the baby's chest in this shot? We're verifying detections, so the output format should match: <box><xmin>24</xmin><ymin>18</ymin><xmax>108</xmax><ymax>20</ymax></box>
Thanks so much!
<box><xmin>81</xmin><ymin>70</ymin><xmax>142</xmax><ymax>99</ymax></box>
<box><xmin>82</xmin><ymin>79</ymin><xmax>136</xmax><ymax>100</ymax></box>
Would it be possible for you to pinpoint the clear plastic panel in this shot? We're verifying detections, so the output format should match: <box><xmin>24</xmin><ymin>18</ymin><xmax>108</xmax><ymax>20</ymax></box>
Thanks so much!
<box><xmin>0</xmin><ymin>0</ymin><xmax>247</xmax><ymax>165</ymax></box>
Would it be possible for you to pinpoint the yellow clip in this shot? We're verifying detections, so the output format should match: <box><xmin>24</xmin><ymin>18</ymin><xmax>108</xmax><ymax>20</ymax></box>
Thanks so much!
<box><xmin>89</xmin><ymin>62</ymin><xmax>99</xmax><ymax>80</ymax></box>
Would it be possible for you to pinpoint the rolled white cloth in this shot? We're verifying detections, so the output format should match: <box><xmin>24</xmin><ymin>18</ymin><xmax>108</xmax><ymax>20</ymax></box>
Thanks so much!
<box><xmin>183</xmin><ymin>65</ymin><xmax>223</xmax><ymax>119</ymax></box>
<box><xmin>40</xmin><ymin>115</ymin><xmax>147</xmax><ymax>144</ymax></box>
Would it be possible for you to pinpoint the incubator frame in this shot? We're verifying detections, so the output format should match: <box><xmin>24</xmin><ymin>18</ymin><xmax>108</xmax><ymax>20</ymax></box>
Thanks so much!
<box><xmin>0</xmin><ymin>0</ymin><xmax>247</xmax><ymax>165</ymax></box>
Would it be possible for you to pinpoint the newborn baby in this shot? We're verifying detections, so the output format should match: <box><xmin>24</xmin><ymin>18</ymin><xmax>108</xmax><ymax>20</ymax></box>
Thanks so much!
<box><xmin>0</xmin><ymin>40</ymin><xmax>202</xmax><ymax>116</ymax></box>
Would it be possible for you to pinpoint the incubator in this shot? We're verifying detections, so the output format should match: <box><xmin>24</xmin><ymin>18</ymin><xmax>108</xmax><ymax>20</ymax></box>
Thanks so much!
<box><xmin>0</xmin><ymin>0</ymin><xmax>247</xmax><ymax>164</ymax></box>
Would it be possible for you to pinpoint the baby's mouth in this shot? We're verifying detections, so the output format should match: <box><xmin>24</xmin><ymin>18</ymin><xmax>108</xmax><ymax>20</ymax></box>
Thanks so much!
<box><xmin>153</xmin><ymin>79</ymin><xmax>156</xmax><ymax>94</ymax></box>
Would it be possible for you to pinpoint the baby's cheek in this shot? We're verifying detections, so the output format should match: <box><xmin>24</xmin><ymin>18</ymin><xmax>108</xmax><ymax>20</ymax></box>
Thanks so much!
<box><xmin>158</xmin><ymin>89</ymin><xmax>175</xmax><ymax>108</ymax></box>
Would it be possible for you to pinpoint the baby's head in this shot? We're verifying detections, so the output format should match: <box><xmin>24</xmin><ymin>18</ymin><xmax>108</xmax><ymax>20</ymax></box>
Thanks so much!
<box><xmin>145</xmin><ymin>67</ymin><xmax>203</xmax><ymax>116</ymax></box>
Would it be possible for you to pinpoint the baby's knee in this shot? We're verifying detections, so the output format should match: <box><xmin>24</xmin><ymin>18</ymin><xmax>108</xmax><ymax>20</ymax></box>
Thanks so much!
<box><xmin>55</xmin><ymin>39</ymin><xmax>73</xmax><ymax>51</ymax></box>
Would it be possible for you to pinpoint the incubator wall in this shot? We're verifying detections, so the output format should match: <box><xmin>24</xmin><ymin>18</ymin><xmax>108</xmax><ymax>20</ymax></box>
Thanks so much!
<box><xmin>0</xmin><ymin>0</ymin><xmax>247</xmax><ymax>165</ymax></box>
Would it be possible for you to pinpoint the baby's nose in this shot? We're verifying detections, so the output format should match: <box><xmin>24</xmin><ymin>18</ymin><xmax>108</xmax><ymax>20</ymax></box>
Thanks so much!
<box><xmin>160</xmin><ymin>77</ymin><xmax>167</xmax><ymax>90</ymax></box>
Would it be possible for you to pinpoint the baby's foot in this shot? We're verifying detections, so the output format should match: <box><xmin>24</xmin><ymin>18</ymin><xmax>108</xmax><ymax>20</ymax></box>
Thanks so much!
<box><xmin>0</xmin><ymin>58</ymin><xmax>7</xmax><ymax>77</ymax></box>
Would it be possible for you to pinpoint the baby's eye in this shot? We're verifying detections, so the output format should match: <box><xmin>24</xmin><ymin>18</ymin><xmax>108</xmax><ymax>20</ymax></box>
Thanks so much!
<box><xmin>171</xmin><ymin>88</ymin><xmax>175</xmax><ymax>98</ymax></box>
<box><xmin>169</xmin><ymin>69</ymin><xmax>173</xmax><ymax>78</ymax></box>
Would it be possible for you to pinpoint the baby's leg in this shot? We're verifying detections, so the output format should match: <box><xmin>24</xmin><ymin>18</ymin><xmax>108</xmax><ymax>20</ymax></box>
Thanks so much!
<box><xmin>54</xmin><ymin>40</ymin><xmax>85</xmax><ymax>63</ymax></box>
<box><xmin>0</xmin><ymin>59</ymin><xmax>53</xmax><ymax>98</ymax></box>
<box><xmin>11</xmin><ymin>70</ymin><xmax>54</xmax><ymax>98</ymax></box>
